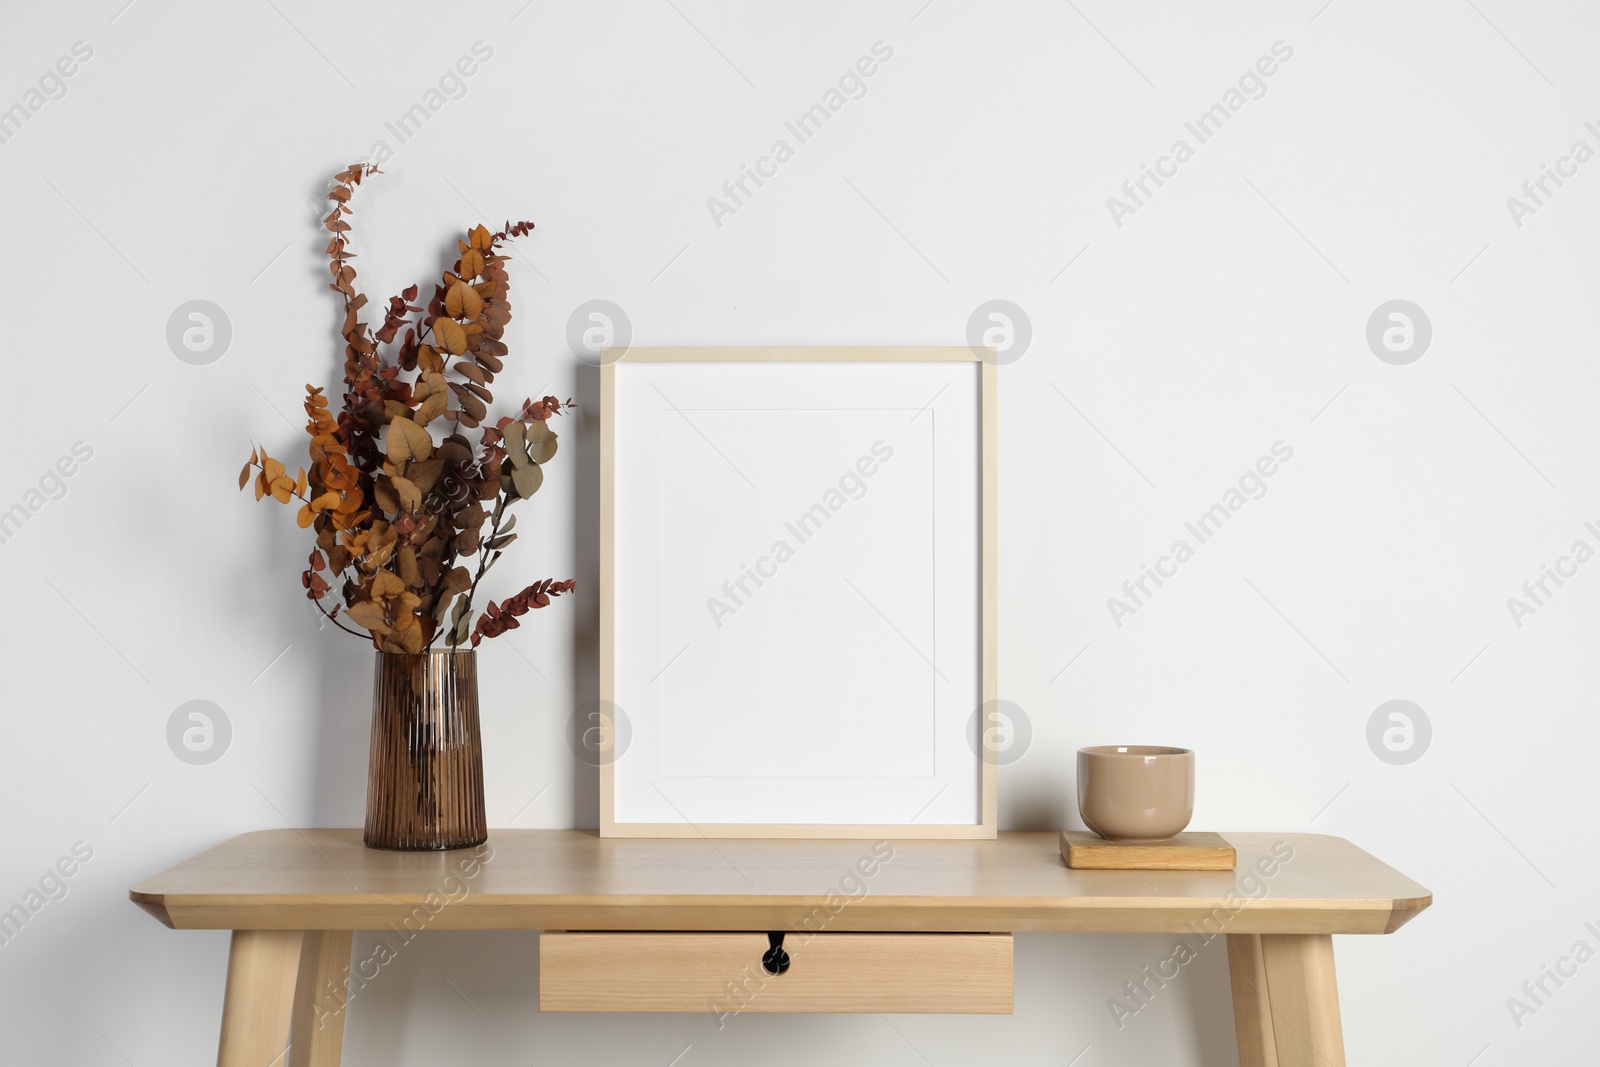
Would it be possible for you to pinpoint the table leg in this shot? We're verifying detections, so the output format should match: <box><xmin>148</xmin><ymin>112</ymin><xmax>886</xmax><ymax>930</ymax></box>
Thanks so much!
<box><xmin>1226</xmin><ymin>933</ymin><xmax>1346</xmax><ymax>1067</ymax></box>
<box><xmin>290</xmin><ymin>931</ymin><xmax>353</xmax><ymax>1067</ymax></box>
<box><xmin>217</xmin><ymin>930</ymin><xmax>302</xmax><ymax>1067</ymax></box>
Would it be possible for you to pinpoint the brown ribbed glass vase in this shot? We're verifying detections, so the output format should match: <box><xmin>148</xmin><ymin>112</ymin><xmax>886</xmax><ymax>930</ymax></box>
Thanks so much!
<box><xmin>364</xmin><ymin>649</ymin><xmax>487</xmax><ymax>851</ymax></box>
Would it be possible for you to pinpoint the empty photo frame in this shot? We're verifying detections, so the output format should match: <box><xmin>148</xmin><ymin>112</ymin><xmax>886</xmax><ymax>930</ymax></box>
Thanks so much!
<box><xmin>599</xmin><ymin>348</ymin><xmax>996</xmax><ymax>838</ymax></box>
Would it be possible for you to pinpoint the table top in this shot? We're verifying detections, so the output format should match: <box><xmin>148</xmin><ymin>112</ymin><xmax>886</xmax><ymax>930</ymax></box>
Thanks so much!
<box><xmin>130</xmin><ymin>830</ymin><xmax>1430</xmax><ymax>935</ymax></box>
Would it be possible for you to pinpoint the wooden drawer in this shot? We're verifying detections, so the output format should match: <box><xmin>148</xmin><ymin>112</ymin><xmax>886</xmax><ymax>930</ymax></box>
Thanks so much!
<box><xmin>539</xmin><ymin>932</ymin><xmax>1012</xmax><ymax>1014</ymax></box>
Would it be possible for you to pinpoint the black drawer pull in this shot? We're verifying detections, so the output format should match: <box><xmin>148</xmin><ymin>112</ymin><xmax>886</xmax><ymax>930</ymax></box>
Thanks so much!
<box><xmin>762</xmin><ymin>932</ymin><xmax>790</xmax><ymax>975</ymax></box>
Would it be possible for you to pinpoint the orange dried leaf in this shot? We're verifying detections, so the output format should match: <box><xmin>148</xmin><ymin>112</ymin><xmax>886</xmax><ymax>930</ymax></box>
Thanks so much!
<box><xmin>446</xmin><ymin>281</ymin><xmax>483</xmax><ymax>319</ymax></box>
<box><xmin>372</xmin><ymin>478</ymin><xmax>398</xmax><ymax>514</ymax></box>
<box><xmin>386</xmin><ymin>418</ymin><xmax>434</xmax><ymax>464</ymax></box>
<box><xmin>415</xmin><ymin>392</ymin><xmax>448</xmax><ymax>426</ymax></box>
<box><xmin>442</xmin><ymin>565</ymin><xmax>472</xmax><ymax>596</ymax></box>
<box><xmin>408</xmin><ymin>458</ymin><xmax>444</xmax><ymax>494</ymax></box>
<box><xmin>418</xmin><ymin>346</ymin><xmax>445</xmax><ymax>374</ymax></box>
<box><xmin>397</xmin><ymin>547</ymin><xmax>420</xmax><ymax>586</ymax></box>
<box><xmin>345</xmin><ymin>600</ymin><xmax>391</xmax><ymax>635</ymax></box>
<box><xmin>391</xmin><ymin>475</ymin><xmax>422</xmax><ymax>513</ymax></box>
<box><xmin>433</xmin><ymin>317</ymin><xmax>467</xmax><ymax>355</ymax></box>
<box><xmin>371</xmin><ymin>569</ymin><xmax>405</xmax><ymax>598</ymax></box>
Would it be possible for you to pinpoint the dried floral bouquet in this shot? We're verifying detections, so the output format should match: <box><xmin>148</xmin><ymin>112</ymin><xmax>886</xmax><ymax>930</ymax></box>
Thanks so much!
<box><xmin>242</xmin><ymin>163</ymin><xmax>574</xmax><ymax>653</ymax></box>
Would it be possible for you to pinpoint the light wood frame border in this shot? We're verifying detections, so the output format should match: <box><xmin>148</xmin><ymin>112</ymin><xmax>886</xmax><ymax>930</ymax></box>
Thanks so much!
<box><xmin>599</xmin><ymin>347</ymin><xmax>997</xmax><ymax>838</ymax></box>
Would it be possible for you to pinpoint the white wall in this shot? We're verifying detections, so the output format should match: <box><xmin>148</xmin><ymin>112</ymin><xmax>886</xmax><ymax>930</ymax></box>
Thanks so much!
<box><xmin>2</xmin><ymin>0</ymin><xmax>1595</xmax><ymax>1063</ymax></box>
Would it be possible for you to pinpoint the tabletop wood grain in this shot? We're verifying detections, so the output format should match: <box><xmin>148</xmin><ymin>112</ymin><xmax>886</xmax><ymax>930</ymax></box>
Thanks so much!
<box><xmin>130</xmin><ymin>830</ymin><xmax>1430</xmax><ymax>935</ymax></box>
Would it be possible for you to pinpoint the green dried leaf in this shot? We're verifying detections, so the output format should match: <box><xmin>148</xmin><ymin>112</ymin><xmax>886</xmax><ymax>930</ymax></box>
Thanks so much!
<box><xmin>503</xmin><ymin>421</ymin><xmax>525</xmax><ymax>452</ymax></box>
<box><xmin>525</xmin><ymin>420</ymin><xmax>557</xmax><ymax>463</ymax></box>
<box><xmin>511</xmin><ymin>462</ymin><xmax>542</xmax><ymax>499</ymax></box>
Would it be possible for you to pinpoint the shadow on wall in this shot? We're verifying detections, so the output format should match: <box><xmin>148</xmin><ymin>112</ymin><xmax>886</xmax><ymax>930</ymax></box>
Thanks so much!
<box><xmin>330</xmin><ymin>930</ymin><xmax>1241</xmax><ymax>1064</ymax></box>
<box><xmin>571</xmin><ymin>361</ymin><xmax>603</xmax><ymax>828</ymax></box>
<box><xmin>1018</xmin><ymin>933</ymin><xmax>1242</xmax><ymax>1067</ymax></box>
<box><xmin>296</xmin><ymin>166</ymin><xmax>378</xmax><ymax>831</ymax></box>
<box><xmin>310</xmin><ymin>606</ymin><xmax>375</xmax><ymax>827</ymax></box>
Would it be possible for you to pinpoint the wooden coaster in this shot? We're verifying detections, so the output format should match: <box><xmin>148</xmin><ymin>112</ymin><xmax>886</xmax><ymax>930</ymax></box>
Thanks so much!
<box><xmin>1060</xmin><ymin>831</ymin><xmax>1236</xmax><ymax>871</ymax></box>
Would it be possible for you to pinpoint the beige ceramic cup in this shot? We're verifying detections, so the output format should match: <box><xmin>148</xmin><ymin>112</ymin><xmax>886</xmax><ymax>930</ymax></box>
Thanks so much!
<box><xmin>1077</xmin><ymin>745</ymin><xmax>1194</xmax><ymax>842</ymax></box>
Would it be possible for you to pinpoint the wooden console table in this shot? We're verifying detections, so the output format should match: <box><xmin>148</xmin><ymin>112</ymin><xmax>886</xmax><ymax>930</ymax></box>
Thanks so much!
<box><xmin>130</xmin><ymin>830</ymin><xmax>1429</xmax><ymax>1067</ymax></box>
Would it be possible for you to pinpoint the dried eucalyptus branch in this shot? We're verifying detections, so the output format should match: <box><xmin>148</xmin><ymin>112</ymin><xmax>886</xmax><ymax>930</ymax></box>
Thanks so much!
<box><xmin>241</xmin><ymin>164</ymin><xmax>575</xmax><ymax>653</ymax></box>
